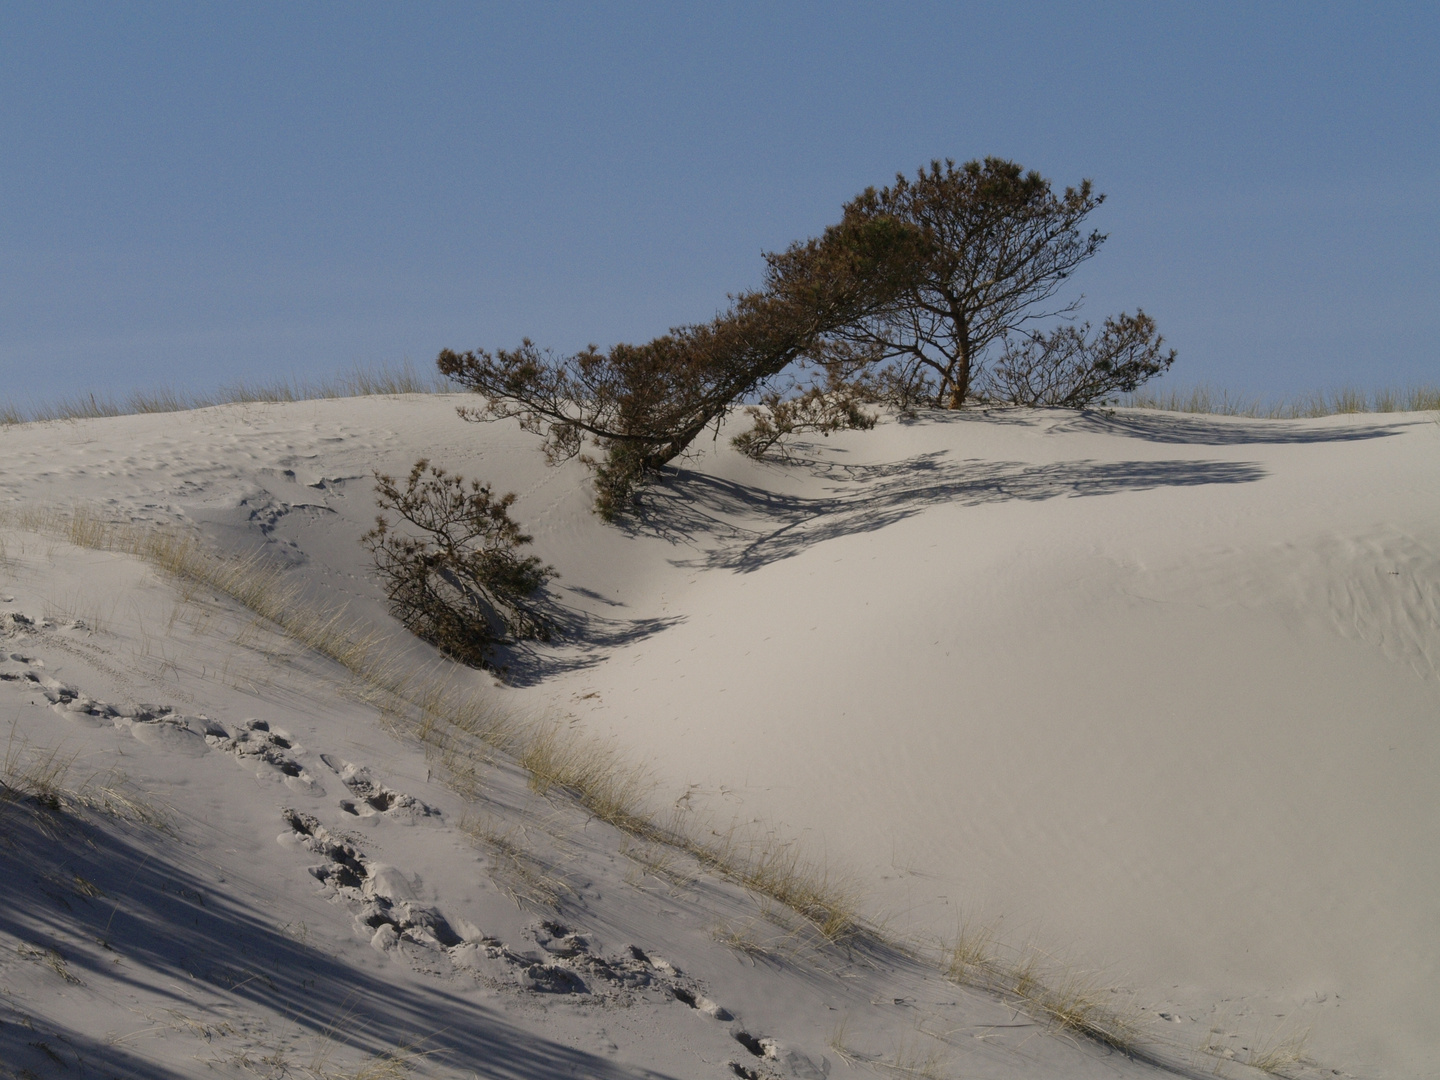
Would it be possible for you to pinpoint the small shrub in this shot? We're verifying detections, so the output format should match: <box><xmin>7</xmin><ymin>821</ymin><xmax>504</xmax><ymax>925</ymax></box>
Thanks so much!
<box><xmin>733</xmin><ymin>377</ymin><xmax>877</xmax><ymax>461</ymax></box>
<box><xmin>362</xmin><ymin>460</ymin><xmax>554</xmax><ymax>669</ymax></box>
<box><xmin>983</xmin><ymin>310</ymin><xmax>1175</xmax><ymax>408</ymax></box>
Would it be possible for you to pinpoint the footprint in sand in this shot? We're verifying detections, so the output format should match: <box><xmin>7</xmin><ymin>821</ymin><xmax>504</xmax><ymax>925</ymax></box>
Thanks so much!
<box><xmin>280</xmin><ymin>808</ymin><xmax>463</xmax><ymax>952</ymax></box>
<box><xmin>0</xmin><ymin>650</ymin><xmax>43</xmax><ymax>683</ymax></box>
<box><xmin>729</xmin><ymin>1030</ymin><xmax>824</xmax><ymax>1080</ymax></box>
<box><xmin>2</xmin><ymin>647</ymin><xmax>212</xmax><ymax>757</ymax></box>
<box><xmin>276</xmin><ymin>808</ymin><xmax>741</xmax><ymax>1019</ymax></box>
<box><xmin>207</xmin><ymin>719</ymin><xmax>325</xmax><ymax>796</ymax></box>
<box><xmin>317</xmin><ymin>755</ymin><xmax>438</xmax><ymax>822</ymax></box>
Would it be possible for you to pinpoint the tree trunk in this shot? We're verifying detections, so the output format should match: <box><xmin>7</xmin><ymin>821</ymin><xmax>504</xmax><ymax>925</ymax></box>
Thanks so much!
<box><xmin>946</xmin><ymin>330</ymin><xmax>972</xmax><ymax>409</ymax></box>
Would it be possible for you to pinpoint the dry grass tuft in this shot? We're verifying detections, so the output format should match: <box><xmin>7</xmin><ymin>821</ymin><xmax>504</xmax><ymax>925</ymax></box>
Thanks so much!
<box><xmin>344</xmin><ymin>1041</ymin><xmax>434</xmax><ymax>1080</ymax></box>
<box><xmin>1009</xmin><ymin>958</ymin><xmax>1139</xmax><ymax>1050</ymax></box>
<box><xmin>709</xmin><ymin>910</ymin><xmax>811</xmax><ymax>964</ymax></box>
<box><xmin>2</xmin><ymin>725</ymin><xmax>169</xmax><ymax>833</ymax></box>
<box><xmin>620</xmin><ymin>836</ymin><xmax>696</xmax><ymax>891</ymax></box>
<box><xmin>6</xmin><ymin>508</ymin><xmax>392</xmax><ymax>688</ymax></box>
<box><xmin>827</xmin><ymin>1016</ymin><xmax>864</xmax><ymax>1068</ymax></box>
<box><xmin>712</xmin><ymin>919</ymin><xmax>781</xmax><ymax>961</ymax></box>
<box><xmin>936</xmin><ymin>925</ymin><xmax>1141</xmax><ymax>1054</ymax></box>
<box><xmin>204</xmin><ymin>1032</ymin><xmax>433</xmax><ymax>1080</ymax></box>
<box><xmin>734</xmin><ymin>842</ymin><xmax>858</xmax><ymax>942</ymax></box>
<box><xmin>827</xmin><ymin>1019</ymin><xmax>952</xmax><ymax>1080</ymax></box>
<box><xmin>16</xmin><ymin>942</ymin><xmax>84</xmax><ymax>985</ymax></box>
<box><xmin>1</xmin><ymin>729</ymin><xmax>74</xmax><ymax>816</ymax></box>
<box><xmin>1245</xmin><ymin>1025</ymin><xmax>1312</xmax><ymax>1075</ymax></box>
<box><xmin>518</xmin><ymin>723</ymin><xmax>653</xmax><ymax>834</ymax></box>
<box><xmin>943</xmin><ymin>915</ymin><xmax>999</xmax><ymax>983</ymax></box>
<box><xmin>458</xmin><ymin>812</ymin><xmax>568</xmax><ymax>909</ymax></box>
<box><xmin>878</xmin><ymin>1037</ymin><xmax>950</xmax><ymax>1079</ymax></box>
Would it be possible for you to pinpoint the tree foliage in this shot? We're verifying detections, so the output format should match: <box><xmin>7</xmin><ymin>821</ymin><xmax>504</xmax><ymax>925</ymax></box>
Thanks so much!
<box><xmin>362</xmin><ymin>460</ymin><xmax>554</xmax><ymax>669</ymax></box>
<box><xmin>731</xmin><ymin>374</ymin><xmax>877</xmax><ymax>461</ymax></box>
<box><xmin>440</xmin><ymin>156</ymin><xmax>1178</xmax><ymax>492</ymax></box>
<box><xmin>824</xmin><ymin>157</ymin><xmax>1107</xmax><ymax>409</ymax></box>
<box><xmin>986</xmin><ymin>311</ymin><xmax>1176</xmax><ymax>408</ymax></box>
<box><xmin>437</xmin><ymin>213</ymin><xmax>924</xmax><ymax>517</ymax></box>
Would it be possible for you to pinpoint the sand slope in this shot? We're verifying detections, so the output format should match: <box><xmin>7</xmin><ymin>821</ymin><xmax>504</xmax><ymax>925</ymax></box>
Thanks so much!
<box><xmin>2</xmin><ymin>396</ymin><xmax>1435</xmax><ymax>1078</ymax></box>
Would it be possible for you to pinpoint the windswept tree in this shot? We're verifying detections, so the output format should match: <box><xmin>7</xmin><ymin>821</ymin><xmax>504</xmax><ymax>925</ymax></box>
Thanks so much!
<box><xmin>438</xmin><ymin>212</ymin><xmax>923</xmax><ymax>517</ymax></box>
<box><xmin>827</xmin><ymin>158</ymin><xmax>1109</xmax><ymax>409</ymax></box>
<box><xmin>441</xmin><ymin>156</ymin><xmax>1177</xmax><ymax>498</ymax></box>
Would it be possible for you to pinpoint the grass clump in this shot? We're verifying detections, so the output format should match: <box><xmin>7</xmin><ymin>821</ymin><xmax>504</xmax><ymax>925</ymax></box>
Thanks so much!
<box><xmin>943</xmin><ymin>916</ymin><xmax>998</xmax><ymax>983</ymax></box>
<box><xmin>458</xmin><ymin>812</ymin><xmax>569</xmax><ymax>909</ymax></box>
<box><xmin>1245</xmin><ymin>1025</ymin><xmax>1312</xmax><ymax>1075</ymax></box>
<box><xmin>2</xmin><ymin>725</ymin><xmax>168</xmax><ymax>832</ymax></box>
<box><xmin>936</xmin><ymin>919</ymin><xmax>1142</xmax><ymax>1055</ymax></box>
<box><xmin>518</xmin><ymin>723</ymin><xmax>651</xmax><ymax>834</ymax></box>
<box><xmin>1008</xmin><ymin>953</ymin><xmax>1139</xmax><ymax>1050</ymax></box>
<box><xmin>721</xmin><ymin>837</ymin><xmax>859</xmax><ymax>942</ymax></box>
<box><xmin>15</xmin><ymin>942</ymin><xmax>83</xmax><ymax>985</ymax></box>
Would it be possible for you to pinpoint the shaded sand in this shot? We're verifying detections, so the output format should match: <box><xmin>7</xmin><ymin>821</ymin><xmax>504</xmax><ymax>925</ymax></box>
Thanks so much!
<box><xmin>2</xmin><ymin>395</ymin><xmax>1435</xmax><ymax>1077</ymax></box>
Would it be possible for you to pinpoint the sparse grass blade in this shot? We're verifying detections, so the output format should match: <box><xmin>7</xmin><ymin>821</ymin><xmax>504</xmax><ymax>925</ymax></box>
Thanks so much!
<box><xmin>0</xmin><ymin>361</ymin><xmax>460</xmax><ymax>427</ymax></box>
<box><xmin>1121</xmin><ymin>383</ymin><xmax>1440</xmax><ymax>417</ymax></box>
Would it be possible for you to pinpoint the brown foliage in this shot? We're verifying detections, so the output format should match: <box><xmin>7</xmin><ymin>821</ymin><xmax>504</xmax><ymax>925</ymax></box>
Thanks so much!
<box><xmin>437</xmin><ymin>213</ymin><xmax>924</xmax><ymax>518</ymax></box>
<box><xmin>986</xmin><ymin>310</ymin><xmax>1177</xmax><ymax>407</ymax></box>
<box><xmin>731</xmin><ymin>374</ymin><xmax>877</xmax><ymax>461</ymax></box>
<box><xmin>828</xmin><ymin>157</ymin><xmax>1108</xmax><ymax>408</ymax></box>
<box><xmin>362</xmin><ymin>460</ymin><xmax>554</xmax><ymax>669</ymax></box>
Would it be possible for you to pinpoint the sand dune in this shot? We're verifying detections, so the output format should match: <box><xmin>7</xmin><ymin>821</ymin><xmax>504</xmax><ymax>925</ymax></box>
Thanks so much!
<box><xmin>2</xmin><ymin>396</ymin><xmax>1434</xmax><ymax>1078</ymax></box>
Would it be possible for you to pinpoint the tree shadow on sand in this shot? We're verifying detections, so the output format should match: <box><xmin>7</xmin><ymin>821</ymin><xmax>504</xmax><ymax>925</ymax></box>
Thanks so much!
<box><xmin>490</xmin><ymin>595</ymin><xmax>684</xmax><ymax>687</ymax></box>
<box><xmin>0</xmin><ymin>799</ymin><xmax>678</xmax><ymax>1080</ymax></box>
<box><xmin>881</xmin><ymin>404</ymin><xmax>1416</xmax><ymax>444</ymax></box>
<box><xmin>1060</xmin><ymin>409</ymin><xmax>1415</xmax><ymax>445</ymax></box>
<box><xmin>630</xmin><ymin>450</ymin><xmax>1266</xmax><ymax>573</ymax></box>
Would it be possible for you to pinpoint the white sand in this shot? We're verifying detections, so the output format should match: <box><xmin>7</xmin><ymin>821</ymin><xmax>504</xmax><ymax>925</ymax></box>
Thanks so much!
<box><xmin>1</xmin><ymin>396</ymin><xmax>1435</xmax><ymax>1078</ymax></box>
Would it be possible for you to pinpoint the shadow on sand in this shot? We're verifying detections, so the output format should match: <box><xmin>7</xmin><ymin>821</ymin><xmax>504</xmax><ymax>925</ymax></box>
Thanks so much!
<box><xmin>0</xmin><ymin>798</ymin><xmax>676</xmax><ymax>1080</ymax></box>
<box><xmin>1059</xmin><ymin>409</ymin><xmax>1415</xmax><ymax>445</ymax></box>
<box><xmin>491</xmin><ymin>599</ymin><xmax>684</xmax><ymax>687</ymax></box>
<box><xmin>630</xmin><ymin>451</ymin><xmax>1267</xmax><ymax>573</ymax></box>
<box><xmin>883</xmin><ymin>403</ymin><xmax>1415</xmax><ymax>445</ymax></box>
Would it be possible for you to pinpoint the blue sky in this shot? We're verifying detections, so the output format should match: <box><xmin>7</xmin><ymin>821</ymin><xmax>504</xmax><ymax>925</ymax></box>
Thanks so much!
<box><xmin>2</xmin><ymin>2</ymin><xmax>1436</xmax><ymax>404</ymax></box>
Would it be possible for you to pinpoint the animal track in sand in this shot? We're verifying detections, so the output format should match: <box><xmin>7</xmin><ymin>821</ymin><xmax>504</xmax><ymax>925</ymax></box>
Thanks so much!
<box><xmin>1</xmin><ymin>617</ymin><xmax>329</xmax><ymax>787</ymax></box>
<box><xmin>728</xmin><ymin>1030</ymin><xmax>823</xmax><ymax>1079</ymax></box>
<box><xmin>6</xmin><ymin>608</ymin><xmax>776</xmax><ymax>1067</ymax></box>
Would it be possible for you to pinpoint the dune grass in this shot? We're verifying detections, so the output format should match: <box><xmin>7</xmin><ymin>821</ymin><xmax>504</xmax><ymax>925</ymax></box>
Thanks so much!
<box><xmin>1120</xmin><ymin>383</ymin><xmax>1440</xmax><ymax>418</ymax></box>
<box><xmin>2</xmin><ymin>722</ymin><xmax>169</xmax><ymax>832</ymax></box>
<box><xmin>0</xmin><ymin>360</ymin><xmax>458</xmax><ymax>426</ymax></box>
<box><xmin>935</xmin><ymin>919</ymin><xmax>1142</xmax><ymax>1054</ymax></box>
<box><xmin>7</xmin><ymin>361</ymin><xmax>1437</xmax><ymax>429</ymax></box>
